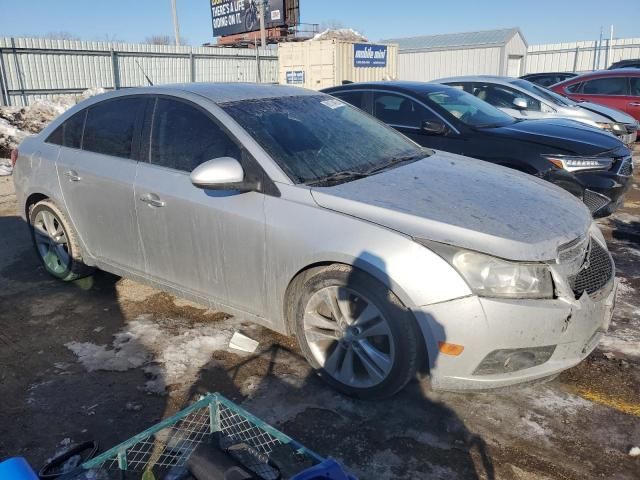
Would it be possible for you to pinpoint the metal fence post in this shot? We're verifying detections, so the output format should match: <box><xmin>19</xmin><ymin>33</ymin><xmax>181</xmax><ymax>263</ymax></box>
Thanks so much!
<box><xmin>189</xmin><ymin>51</ymin><xmax>195</xmax><ymax>83</ymax></box>
<box><xmin>110</xmin><ymin>49</ymin><xmax>120</xmax><ymax>90</ymax></box>
<box><xmin>572</xmin><ymin>46</ymin><xmax>580</xmax><ymax>72</ymax></box>
<box><xmin>0</xmin><ymin>49</ymin><xmax>10</xmax><ymax>106</ymax></box>
<box><xmin>10</xmin><ymin>37</ymin><xmax>27</xmax><ymax>105</ymax></box>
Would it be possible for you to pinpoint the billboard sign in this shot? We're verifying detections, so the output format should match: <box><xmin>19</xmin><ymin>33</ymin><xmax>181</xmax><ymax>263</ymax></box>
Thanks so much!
<box><xmin>285</xmin><ymin>70</ymin><xmax>305</xmax><ymax>84</ymax></box>
<box><xmin>354</xmin><ymin>43</ymin><xmax>388</xmax><ymax>68</ymax></box>
<box><xmin>211</xmin><ymin>0</ymin><xmax>286</xmax><ymax>37</ymax></box>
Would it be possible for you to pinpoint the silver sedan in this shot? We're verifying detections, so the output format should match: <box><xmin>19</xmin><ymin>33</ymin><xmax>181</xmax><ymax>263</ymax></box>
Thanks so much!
<box><xmin>12</xmin><ymin>83</ymin><xmax>616</xmax><ymax>398</ymax></box>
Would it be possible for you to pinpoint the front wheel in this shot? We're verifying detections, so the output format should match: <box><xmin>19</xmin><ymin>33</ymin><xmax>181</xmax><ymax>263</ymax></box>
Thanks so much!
<box><xmin>29</xmin><ymin>199</ymin><xmax>94</xmax><ymax>281</ymax></box>
<box><xmin>293</xmin><ymin>265</ymin><xmax>423</xmax><ymax>399</ymax></box>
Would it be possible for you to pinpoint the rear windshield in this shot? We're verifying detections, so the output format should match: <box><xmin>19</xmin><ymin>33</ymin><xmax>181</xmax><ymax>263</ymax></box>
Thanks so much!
<box><xmin>221</xmin><ymin>95</ymin><xmax>424</xmax><ymax>184</ymax></box>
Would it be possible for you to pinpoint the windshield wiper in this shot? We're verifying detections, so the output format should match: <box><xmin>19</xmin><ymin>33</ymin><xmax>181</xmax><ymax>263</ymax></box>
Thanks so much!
<box><xmin>306</xmin><ymin>170</ymin><xmax>370</xmax><ymax>186</ymax></box>
<box><xmin>365</xmin><ymin>151</ymin><xmax>429</xmax><ymax>175</ymax></box>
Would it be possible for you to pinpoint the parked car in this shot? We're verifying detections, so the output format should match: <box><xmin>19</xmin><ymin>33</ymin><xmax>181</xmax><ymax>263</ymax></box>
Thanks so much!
<box><xmin>550</xmin><ymin>69</ymin><xmax>640</xmax><ymax>122</ymax></box>
<box><xmin>436</xmin><ymin>75</ymin><xmax>638</xmax><ymax>144</ymax></box>
<box><xmin>520</xmin><ymin>72</ymin><xmax>578</xmax><ymax>87</ymax></box>
<box><xmin>14</xmin><ymin>84</ymin><xmax>616</xmax><ymax>398</ymax></box>
<box><xmin>323</xmin><ymin>81</ymin><xmax>633</xmax><ymax>217</ymax></box>
<box><xmin>608</xmin><ymin>60</ymin><xmax>640</xmax><ymax>70</ymax></box>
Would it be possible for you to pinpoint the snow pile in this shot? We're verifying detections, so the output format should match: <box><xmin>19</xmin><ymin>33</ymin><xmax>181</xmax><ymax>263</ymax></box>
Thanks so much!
<box><xmin>0</xmin><ymin>88</ymin><xmax>105</xmax><ymax>158</ymax></box>
<box><xmin>309</xmin><ymin>28</ymin><xmax>368</xmax><ymax>43</ymax></box>
<box><xmin>66</xmin><ymin>314</ymin><xmax>240</xmax><ymax>395</ymax></box>
<box><xmin>629</xmin><ymin>446</ymin><xmax>640</xmax><ymax>457</ymax></box>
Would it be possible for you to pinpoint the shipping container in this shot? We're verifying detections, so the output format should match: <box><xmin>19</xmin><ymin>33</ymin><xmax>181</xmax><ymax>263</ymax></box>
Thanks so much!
<box><xmin>278</xmin><ymin>40</ymin><xmax>398</xmax><ymax>90</ymax></box>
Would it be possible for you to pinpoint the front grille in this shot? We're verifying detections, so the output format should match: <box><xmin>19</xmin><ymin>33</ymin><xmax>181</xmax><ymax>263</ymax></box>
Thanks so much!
<box><xmin>582</xmin><ymin>189</ymin><xmax>610</xmax><ymax>214</ymax></box>
<box><xmin>618</xmin><ymin>156</ymin><xmax>633</xmax><ymax>177</ymax></box>
<box><xmin>569</xmin><ymin>241</ymin><xmax>613</xmax><ymax>298</ymax></box>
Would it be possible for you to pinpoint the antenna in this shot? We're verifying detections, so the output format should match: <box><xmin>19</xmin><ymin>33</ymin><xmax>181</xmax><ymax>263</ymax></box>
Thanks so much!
<box><xmin>134</xmin><ymin>59</ymin><xmax>154</xmax><ymax>86</ymax></box>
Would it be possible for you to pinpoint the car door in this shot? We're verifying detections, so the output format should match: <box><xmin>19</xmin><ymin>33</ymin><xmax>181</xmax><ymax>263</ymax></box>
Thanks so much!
<box><xmin>134</xmin><ymin>96</ymin><xmax>267</xmax><ymax>314</ymax></box>
<box><xmin>626</xmin><ymin>77</ymin><xmax>640</xmax><ymax>121</ymax></box>
<box><xmin>370</xmin><ymin>91</ymin><xmax>460</xmax><ymax>151</ymax></box>
<box><xmin>56</xmin><ymin>96</ymin><xmax>147</xmax><ymax>272</ymax></box>
<box><xmin>573</xmin><ymin>76</ymin><xmax>630</xmax><ymax>113</ymax></box>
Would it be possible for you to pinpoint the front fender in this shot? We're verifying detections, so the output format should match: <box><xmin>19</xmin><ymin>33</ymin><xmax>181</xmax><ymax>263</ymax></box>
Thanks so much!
<box><xmin>263</xmin><ymin>187</ymin><xmax>471</xmax><ymax>330</ymax></box>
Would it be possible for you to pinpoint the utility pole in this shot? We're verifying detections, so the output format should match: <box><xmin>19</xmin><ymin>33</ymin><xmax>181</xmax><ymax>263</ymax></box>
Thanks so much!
<box><xmin>171</xmin><ymin>0</ymin><xmax>181</xmax><ymax>46</ymax></box>
<box><xmin>258</xmin><ymin>0</ymin><xmax>267</xmax><ymax>48</ymax></box>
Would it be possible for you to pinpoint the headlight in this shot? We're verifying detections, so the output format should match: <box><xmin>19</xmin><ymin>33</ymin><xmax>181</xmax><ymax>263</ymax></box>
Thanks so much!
<box><xmin>417</xmin><ymin>241</ymin><xmax>554</xmax><ymax>299</ymax></box>
<box><xmin>543</xmin><ymin>154</ymin><xmax>614</xmax><ymax>172</ymax></box>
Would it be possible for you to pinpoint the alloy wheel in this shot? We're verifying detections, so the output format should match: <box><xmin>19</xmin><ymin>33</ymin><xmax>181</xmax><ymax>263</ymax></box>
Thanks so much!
<box><xmin>303</xmin><ymin>286</ymin><xmax>395</xmax><ymax>388</ymax></box>
<box><xmin>33</xmin><ymin>210</ymin><xmax>71</xmax><ymax>275</ymax></box>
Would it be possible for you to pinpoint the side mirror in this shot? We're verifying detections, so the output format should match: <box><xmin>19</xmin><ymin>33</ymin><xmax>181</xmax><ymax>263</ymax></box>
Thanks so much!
<box><xmin>190</xmin><ymin>157</ymin><xmax>251</xmax><ymax>191</ymax></box>
<box><xmin>512</xmin><ymin>97</ymin><xmax>528</xmax><ymax>110</ymax></box>
<box><xmin>421</xmin><ymin>120</ymin><xmax>448</xmax><ymax>135</ymax></box>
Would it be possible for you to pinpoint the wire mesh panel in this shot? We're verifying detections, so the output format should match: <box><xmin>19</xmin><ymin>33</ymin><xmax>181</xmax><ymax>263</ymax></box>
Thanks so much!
<box><xmin>78</xmin><ymin>393</ymin><xmax>322</xmax><ymax>479</ymax></box>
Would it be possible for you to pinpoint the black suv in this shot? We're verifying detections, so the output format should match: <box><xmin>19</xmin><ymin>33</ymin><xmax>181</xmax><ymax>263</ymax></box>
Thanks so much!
<box><xmin>322</xmin><ymin>81</ymin><xmax>633</xmax><ymax>217</ymax></box>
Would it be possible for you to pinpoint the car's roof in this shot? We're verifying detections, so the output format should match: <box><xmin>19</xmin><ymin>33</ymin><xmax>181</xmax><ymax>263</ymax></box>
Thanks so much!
<box><xmin>323</xmin><ymin>80</ymin><xmax>455</xmax><ymax>94</ymax></box>
<box><xmin>433</xmin><ymin>75</ymin><xmax>519</xmax><ymax>85</ymax></box>
<box><xmin>93</xmin><ymin>82</ymin><xmax>319</xmax><ymax>104</ymax></box>
<box><xmin>567</xmin><ymin>69</ymin><xmax>640</xmax><ymax>81</ymax></box>
<box><xmin>521</xmin><ymin>72</ymin><xmax>576</xmax><ymax>77</ymax></box>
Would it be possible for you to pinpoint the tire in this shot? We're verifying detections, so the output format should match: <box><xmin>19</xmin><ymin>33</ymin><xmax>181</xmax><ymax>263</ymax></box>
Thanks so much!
<box><xmin>29</xmin><ymin>199</ymin><xmax>94</xmax><ymax>281</ymax></box>
<box><xmin>293</xmin><ymin>264</ymin><xmax>423</xmax><ymax>399</ymax></box>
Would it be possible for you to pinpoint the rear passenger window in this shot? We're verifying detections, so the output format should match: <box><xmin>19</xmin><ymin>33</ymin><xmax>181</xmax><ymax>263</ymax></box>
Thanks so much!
<box><xmin>83</xmin><ymin>97</ymin><xmax>146</xmax><ymax>158</ymax></box>
<box><xmin>150</xmin><ymin>98</ymin><xmax>240</xmax><ymax>172</ymax></box>
<box><xmin>565</xmin><ymin>83</ymin><xmax>582</xmax><ymax>93</ymax></box>
<box><xmin>46</xmin><ymin>110</ymin><xmax>86</xmax><ymax>148</ymax></box>
<box><xmin>582</xmin><ymin>77</ymin><xmax>628</xmax><ymax>95</ymax></box>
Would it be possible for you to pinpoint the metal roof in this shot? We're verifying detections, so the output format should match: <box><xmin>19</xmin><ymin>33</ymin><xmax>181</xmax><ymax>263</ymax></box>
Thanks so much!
<box><xmin>382</xmin><ymin>28</ymin><xmax>523</xmax><ymax>52</ymax></box>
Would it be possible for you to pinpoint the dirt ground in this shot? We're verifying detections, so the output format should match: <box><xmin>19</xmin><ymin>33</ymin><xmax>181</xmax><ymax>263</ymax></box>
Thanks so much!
<box><xmin>1</xmin><ymin>155</ymin><xmax>639</xmax><ymax>480</ymax></box>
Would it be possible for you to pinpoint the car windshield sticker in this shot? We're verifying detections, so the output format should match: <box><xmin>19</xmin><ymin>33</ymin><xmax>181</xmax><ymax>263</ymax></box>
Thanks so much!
<box><xmin>321</xmin><ymin>99</ymin><xmax>345</xmax><ymax>109</ymax></box>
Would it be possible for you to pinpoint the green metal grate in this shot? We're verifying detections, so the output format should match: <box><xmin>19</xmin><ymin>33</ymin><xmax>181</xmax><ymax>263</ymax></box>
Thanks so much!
<box><xmin>78</xmin><ymin>393</ymin><xmax>322</xmax><ymax>478</ymax></box>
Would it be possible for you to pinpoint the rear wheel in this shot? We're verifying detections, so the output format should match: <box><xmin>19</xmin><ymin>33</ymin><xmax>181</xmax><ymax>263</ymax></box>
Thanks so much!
<box><xmin>293</xmin><ymin>265</ymin><xmax>422</xmax><ymax>399</ymax></box>
<box><xmin>29</xmin><ymin>199</ymin><xmax>94</xmax><ymax>281</ymax></box>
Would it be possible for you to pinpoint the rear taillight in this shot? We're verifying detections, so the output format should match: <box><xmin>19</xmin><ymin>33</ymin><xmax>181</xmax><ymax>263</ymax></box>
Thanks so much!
<box><xmin>10</xmin><ymin>148</ymin><xmax>18</xmax><ymax>167</ymax></box>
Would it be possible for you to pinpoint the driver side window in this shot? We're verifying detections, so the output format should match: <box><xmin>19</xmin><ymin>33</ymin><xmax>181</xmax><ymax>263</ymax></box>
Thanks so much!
<box><xmin>150</xmin><ymin>98</ymin><xmax>240</xmax><ymax>172</ymax></box>
<box><xmin>373</xmin><ymin>92</ymin><xmax>438</xmax><ymax>128</ymax></box>
<box><xmin>472</xmin><ymin>84</ymin><xmax>541</xmax><ymax>111</ymax></box>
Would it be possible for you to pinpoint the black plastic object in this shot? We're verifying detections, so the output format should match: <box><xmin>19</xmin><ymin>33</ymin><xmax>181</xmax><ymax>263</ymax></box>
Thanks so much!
<box><xmin>187</xmin><ymin>443</ymin><xmax>256</xmax><ymax>480</ymax></box>
<box><xmin>39</xmin><ymin>441</ymin><xmax>99</xmax><ymax>479</ymax></box>
<box><xmin>267</xmin><ymin>444</ymin><xmax>315</xmax><ymax>478</ymax></box>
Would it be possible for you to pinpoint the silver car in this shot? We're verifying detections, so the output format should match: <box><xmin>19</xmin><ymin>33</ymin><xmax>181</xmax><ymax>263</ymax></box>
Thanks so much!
<box><xmin>12</xmin><ymin>84</ymin><xmax>617</xmax><ymax>398</ymax></box>
<box><xmin>435</xmin><ymin>75</ymin><xmax>638</xmax><ymax>144</ymax></box>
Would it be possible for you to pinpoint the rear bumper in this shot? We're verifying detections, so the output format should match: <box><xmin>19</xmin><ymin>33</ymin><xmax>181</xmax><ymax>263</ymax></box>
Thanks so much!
<box><xmin>413</xmin><ymin>280</ymin><xmax>616</xmax><ymax>391</ymax></box>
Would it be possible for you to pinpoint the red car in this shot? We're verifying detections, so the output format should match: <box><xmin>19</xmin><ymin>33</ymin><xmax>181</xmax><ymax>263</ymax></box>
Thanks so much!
<box><xmin>551</xmin><ymin>69</ymin><xmax>640</xmax><ymax>122</ymax></box>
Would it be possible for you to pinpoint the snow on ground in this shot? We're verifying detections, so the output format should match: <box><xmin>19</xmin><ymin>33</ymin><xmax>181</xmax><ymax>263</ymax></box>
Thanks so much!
<box><xmin>0</xmin><ymin>88</ymin><xmax>105</xmax><ymax>158</ymax></box>
<box><xmin>66</xmin><ymin>314</ymin><xmax>242</xmax><ymax>395</ymax></box>
<box><xmin>599</xmin><ymin>277</ymin><xmax>640</xmax><ymax>358</ymax></box>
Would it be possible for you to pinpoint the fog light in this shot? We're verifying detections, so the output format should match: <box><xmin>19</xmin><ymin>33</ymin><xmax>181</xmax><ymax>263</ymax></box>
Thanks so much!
<box><xmin>473</xmin><ymin>345</ymin><xmax>556</xmax><ymax>375</ymax></box>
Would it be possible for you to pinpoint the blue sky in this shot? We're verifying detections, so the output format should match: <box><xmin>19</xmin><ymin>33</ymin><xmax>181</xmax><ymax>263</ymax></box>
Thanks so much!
<box><xmin>0</xmin><ymin>0</ymin><xmax>638</xmax><ymax>45</ymax></box>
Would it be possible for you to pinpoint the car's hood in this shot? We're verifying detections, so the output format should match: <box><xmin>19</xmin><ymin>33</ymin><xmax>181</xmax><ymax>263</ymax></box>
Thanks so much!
<box><xmin>310</xmin><ymin>151</ymin><xmax>592</xmax><ymax>262</ymax></box>
<box><xmin>578</xmin><ymin>101</ymin><xmax>638</xmax><ymax>125</ymax></box>
<box><xmin>487</xmin><ymin>118</ymin><xmax>623</xmax><ymax>154</ymax></box>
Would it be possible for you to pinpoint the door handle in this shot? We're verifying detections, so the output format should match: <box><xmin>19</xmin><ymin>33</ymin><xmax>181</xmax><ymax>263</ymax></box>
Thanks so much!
<box><xmin>64</xmin><ymin>170</ymin><xmax>81</xmax><ymax>182</ymax></box>
<box><xmin>139</xmin><ymin>193</ymin><xmax>166</xmax><ymax>208</ymax></box>
<box><xmin>629</xmin><ymin>102</ymin><xmax>640</xmax><ymax>106</ymax></box>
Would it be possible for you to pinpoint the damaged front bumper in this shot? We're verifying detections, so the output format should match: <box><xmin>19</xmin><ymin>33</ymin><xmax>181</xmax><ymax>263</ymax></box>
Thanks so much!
<box><xmin>414</xmin><ymin>279</ymin><xmax>617</xmax><ymax>391</ymax></box>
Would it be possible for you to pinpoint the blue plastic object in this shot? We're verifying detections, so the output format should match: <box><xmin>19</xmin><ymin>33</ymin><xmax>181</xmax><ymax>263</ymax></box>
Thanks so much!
<box><xmin>291</xmin><ymin>458</ymin><xmax>357</xmax><ymax>480</ymax></box>
<box><xmin>0</xmin><ymin>457</ymin><xmax>39</xmax><ymax>480</ymax></box>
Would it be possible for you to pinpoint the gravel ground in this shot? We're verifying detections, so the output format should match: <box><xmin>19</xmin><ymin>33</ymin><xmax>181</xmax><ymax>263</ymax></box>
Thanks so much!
<box><xmin>0</xmin><ymin>155</ymin><xmax>639</xmax><ymax>479</ymax></box>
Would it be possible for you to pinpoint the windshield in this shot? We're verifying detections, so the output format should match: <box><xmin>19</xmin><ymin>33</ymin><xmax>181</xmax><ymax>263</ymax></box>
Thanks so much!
<box><xmin>512</xmin><ymin>79</ymin><xmax>576</xmax><ymax>106</ymax></box>
<box><xmin>222</xmin><ymin>95</ymin><xmax>425</xmax><ymax>184</ymax></box>
<box><xmin>426</xmin><ymin>88</ymin><xmax>515</xmax><ymax>128</ymax></box>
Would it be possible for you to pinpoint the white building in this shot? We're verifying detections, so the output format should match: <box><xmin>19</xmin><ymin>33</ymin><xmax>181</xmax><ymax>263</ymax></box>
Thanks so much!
<box><xmin>383</xmin><ymin>28</ymin><xmax>528</xmax><ymax>81</ymax></box>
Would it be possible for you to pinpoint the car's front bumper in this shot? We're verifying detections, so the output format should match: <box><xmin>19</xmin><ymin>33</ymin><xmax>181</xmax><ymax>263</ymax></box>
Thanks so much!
<box><xmin>413</xmin><ymin>280</ymin><xmax>616</xmax><ymax>391</ymax></box>
<box><xmin>574</xmin><ymin>155</ymin><xmax>634</xmax><ymax>217</ymax></box>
